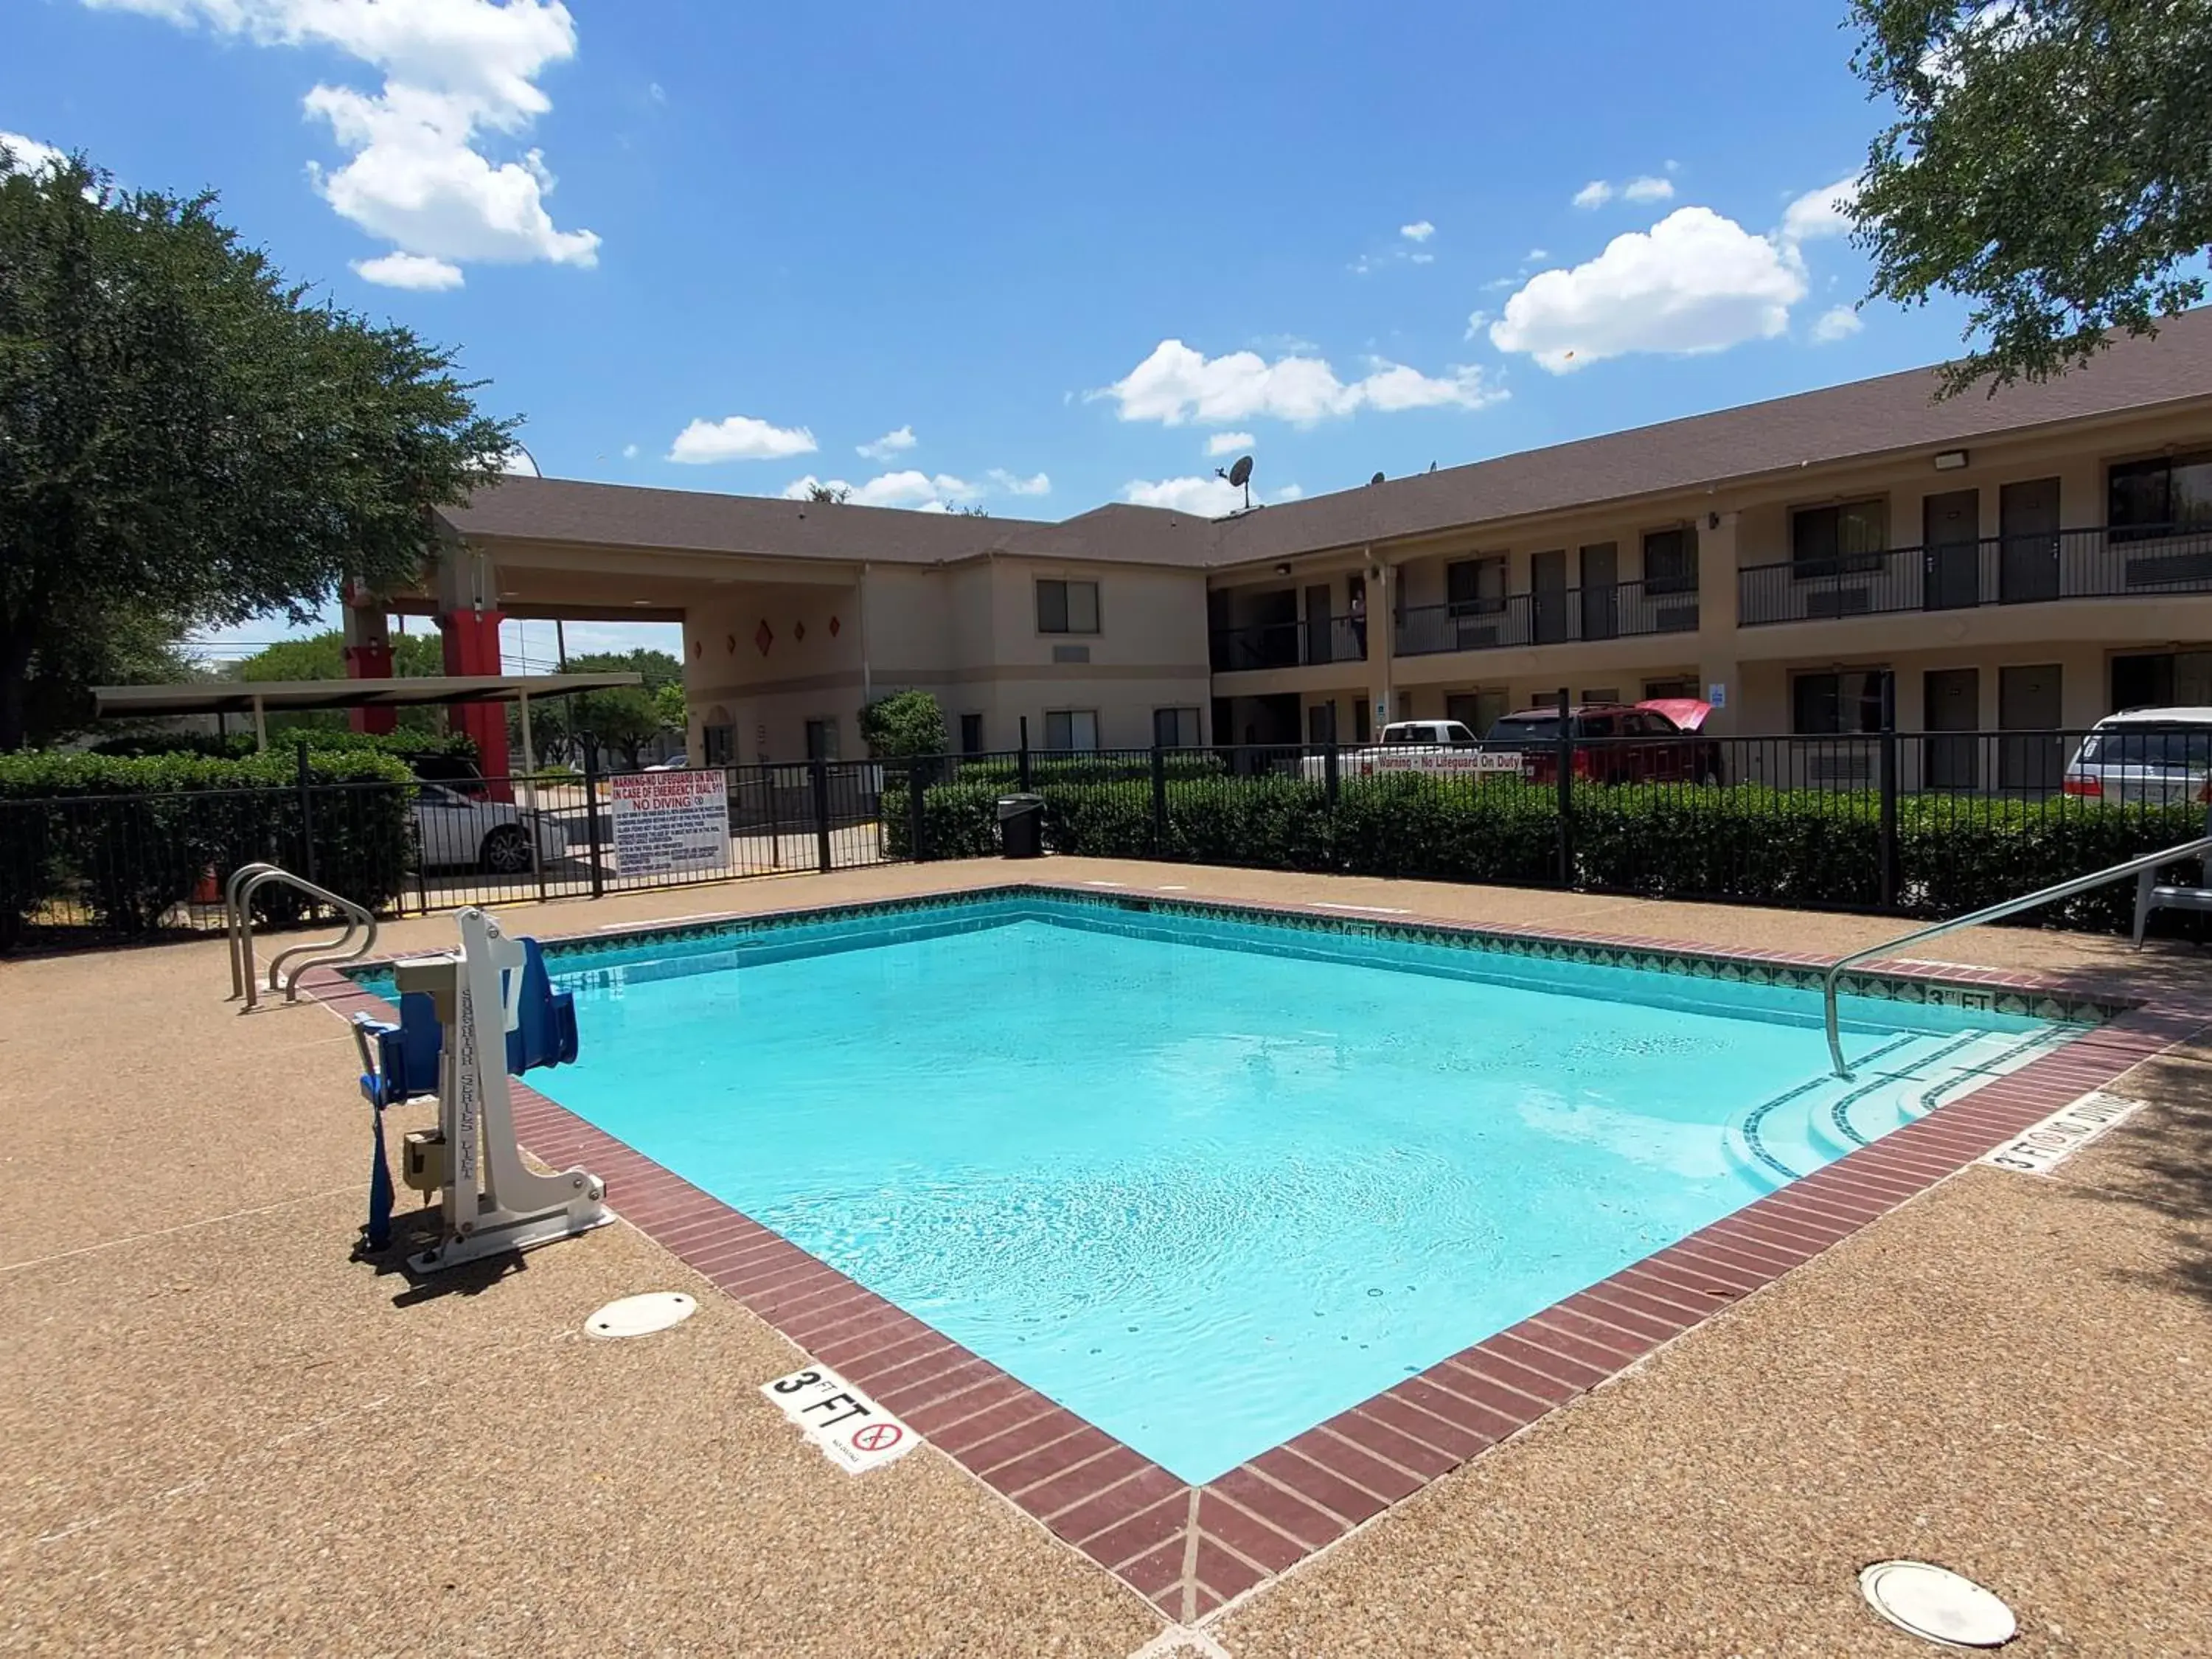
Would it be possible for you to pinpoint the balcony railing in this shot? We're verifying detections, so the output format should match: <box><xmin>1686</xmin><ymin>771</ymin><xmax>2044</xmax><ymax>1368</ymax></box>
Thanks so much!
<box><xmin>1394</xmin><ymin>580</ymin><xmax>1700</xmax><ymax>657</ymax></box>
<box><xmin>1209</xmin><ymin>615</ymin><xmax>1368</xmax><ymax>672</ymax></box>
<box><xmin>1737</xmin><ymin>523</ymin><xmax>2212</xmax><ymax>627</ymax></box>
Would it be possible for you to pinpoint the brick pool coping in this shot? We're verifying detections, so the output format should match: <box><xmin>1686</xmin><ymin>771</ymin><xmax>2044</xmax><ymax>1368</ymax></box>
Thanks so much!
<box><xmin>296</xmin><ymin>883</ymin><xmax>2209</xmax><ymax>1625</ymax></box>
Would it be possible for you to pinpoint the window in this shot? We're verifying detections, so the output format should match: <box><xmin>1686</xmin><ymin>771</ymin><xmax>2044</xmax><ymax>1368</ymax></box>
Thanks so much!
<box><xmin>1792</xmin><ymin>669</ymin><xmax>1893</xmax><ymax>734</ymax></box>
<box><xmin>1153</xmin><ymin>706</ymin><xmax>1201</xmax><ymax>747</ymax></box>
<box><xmin>1044</xmin><ymin>709</ymin><xmax>1099</xmax><ymax>751</ymax></box>
<box><xmin>702</xmin><ymin>724</ymin><xmax>735</xmax><ymax>766</ymax></box>
<box><xmin>2112</xmin><ymin>649</ymin><xmax>2212</xmax><ymax>712</ymax></box>
<box><xmin>1036</xmin><ymin>579</ymin><xmax>1101</xmax><ymax>634</ymax></box>
<box><xmin>2108</xmin><ymin>452</ymin><xmax>2212</xmax><ymax>540</ymax></box>
<box><xmin>1644</xmin><ymin>677</ymin><xmax>1698</xmax><ymax>700</ymax></box>
<box><xmin>1446</xmin><ymin>556</ymin><xmax>1507</xmax><ymax>615</ymax></box>
<box><xmin>1579</xmin><ymin>688</ymin><xmax>1620</xmax><ymax>705</ymax></box>
<box><xmin>804</xmin><ymin>717</ymin><xmax>841</xmax><ymax>760</ymax></box>
<box><xmin>959</xmin><ymin>713</ymin><xmax>984</xmax><ymax>754</ymax></box>
<box><xmin>1790</xmin><ymin>500</ymin><xmax>1888</xmax><ymax>578</ymax></box>
<box><xmin>1642</xmin><ymin>527</ymin><xmax>1700</xmax><ymax>594</ymax></box>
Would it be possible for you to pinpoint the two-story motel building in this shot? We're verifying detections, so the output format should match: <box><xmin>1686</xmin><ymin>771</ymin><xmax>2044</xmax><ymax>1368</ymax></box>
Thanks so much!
<box><xmin>400</xmin><ymin>312</ymin><xmax>2212</xmax><ymax>779</ymax></box>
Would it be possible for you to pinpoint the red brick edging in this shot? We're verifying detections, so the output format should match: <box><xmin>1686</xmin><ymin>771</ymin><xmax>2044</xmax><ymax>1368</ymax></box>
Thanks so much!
<box><xmin>296</xmin><ymin>891</ymin><xmax>2206</xmax><ymax>1624</ymax></box>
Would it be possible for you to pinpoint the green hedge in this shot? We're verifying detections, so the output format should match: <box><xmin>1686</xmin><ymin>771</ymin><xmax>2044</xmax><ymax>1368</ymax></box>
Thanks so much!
<box><xmin>884</xmin><ymin>768</ymin><xmax>2206</xmax><ymax>933</ymax></box>
<box><xmin>88</xmin><ymin>729</ymin><xmax>477</xmax><ymax>762</ymax></box>
<box><xmin>0</xmin><ymin>751</ymin><xmax>416</xmax><ymax>942</ymax></box>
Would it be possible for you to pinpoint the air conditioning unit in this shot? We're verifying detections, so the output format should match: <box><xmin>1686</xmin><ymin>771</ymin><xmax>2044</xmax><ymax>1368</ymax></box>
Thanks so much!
<box><xmin>1456</xmin><ymin>624</ymin><xmax>1501</xmax><ymax>650</ymax></box>
<box><xmin>1051</xmin><ymin>644</ymin><xmax>1091</xmax><ymax>664</ymax></box>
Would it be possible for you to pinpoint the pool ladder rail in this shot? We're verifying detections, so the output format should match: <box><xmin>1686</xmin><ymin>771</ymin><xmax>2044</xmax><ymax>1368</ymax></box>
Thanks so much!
<box><xmin>1823</xmin><ymin>830</ymin><xmax>2212</xmax><ymax>1079</ymax></box>
<box><xmin>225</xmin><ymin>862</ymin><xmax>380</xmax><ymax>1010</ymax></box>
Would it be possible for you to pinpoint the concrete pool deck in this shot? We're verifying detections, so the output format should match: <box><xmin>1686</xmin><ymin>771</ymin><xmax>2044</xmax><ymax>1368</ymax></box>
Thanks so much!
<box><xmin>4</xmin><ymin>858</ymin><xmax>2210</xmax><ymax>1655</ymax></box>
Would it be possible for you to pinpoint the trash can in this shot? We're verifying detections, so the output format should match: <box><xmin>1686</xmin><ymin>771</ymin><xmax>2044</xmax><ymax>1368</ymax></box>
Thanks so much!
<box><xmin>996</xmin><ymin>793</ymin><xmax>1044</xmax><ymax>859</ymax></box>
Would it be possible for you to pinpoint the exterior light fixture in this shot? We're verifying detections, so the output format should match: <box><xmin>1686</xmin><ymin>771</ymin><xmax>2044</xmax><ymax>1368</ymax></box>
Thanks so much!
<box><xmin>1275</xmin><ymin>563</ymin><xmax>1293</xmax><ymax>575</ymax></box>
<box><xmin>1933</xmin><ymin>449</ymin><xmax>1969</xmax><ymax>471</ymax></box>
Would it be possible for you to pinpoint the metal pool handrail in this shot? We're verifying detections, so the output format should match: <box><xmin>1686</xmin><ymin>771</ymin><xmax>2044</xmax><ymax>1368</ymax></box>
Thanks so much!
<box><xmin>1823</xmin><ymin>832</ymin><xmax>2212</xmax><ymax>1079</ymax></box>
<box><xmin>225</xmin><ymin>863</ymin><xmax>378</xmax><ymax>1009</ymax></box>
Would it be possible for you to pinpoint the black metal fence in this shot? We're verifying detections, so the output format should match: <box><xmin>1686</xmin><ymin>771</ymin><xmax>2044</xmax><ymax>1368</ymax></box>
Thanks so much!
<box><xmin>899</xmin><ymin>723</ymin><xmax>2212</xmax><ymax>931</ymax></box>
<box><xmin>12</xmin><ymin>723</ymin><xmax>2212</xmax><ymax>948</ymax></box>
<box><xmin>1</xmin><ymin>753</ymin><xmax>897</xmax><ymax>947</ymax></box>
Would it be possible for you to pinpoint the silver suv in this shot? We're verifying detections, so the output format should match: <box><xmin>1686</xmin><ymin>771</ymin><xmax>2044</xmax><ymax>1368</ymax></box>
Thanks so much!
<box><xmin>2062</xmin><ymin>709</ymin><xmax>2212</xmax><ymax>805</ymax></box>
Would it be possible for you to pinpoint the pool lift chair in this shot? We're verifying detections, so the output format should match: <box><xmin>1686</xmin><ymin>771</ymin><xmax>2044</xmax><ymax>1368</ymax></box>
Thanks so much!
<box><xmin>350</xmin><ymin>906</ymin><xmax>612</xmax><ymax>1273</ymax></box>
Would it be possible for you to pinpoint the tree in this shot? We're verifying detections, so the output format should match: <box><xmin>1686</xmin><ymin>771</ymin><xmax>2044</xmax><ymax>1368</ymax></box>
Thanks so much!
<box><xmin>232</xmin><ymin>627</ymin><xmax>446</xmax><ymax>736</ymax></box>
<box><xmin>806</xmin><ymin>482</ymin><xmax>849</xmax><ymax>504</ymax></box>
<box><xmin>859</xmin><ymin>689</ymin><xmax>948</xmax><ymax>757</ymax></box>
<box><xmin>517</xmin><ymin>647</ymin><xmax>683</xmax><ymax>771</ymax></box>
<box><xmin>1849</xmin><ymin>0</ymin><xmax>2212</xmax><ymax>394</ymax></box>
<box><xmin>0</xmin><ymin>147</ymin><xmax>515</xmax><ymax>748</ymax></box>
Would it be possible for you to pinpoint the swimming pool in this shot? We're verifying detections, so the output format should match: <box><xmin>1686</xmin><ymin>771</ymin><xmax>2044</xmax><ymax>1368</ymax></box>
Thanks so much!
<box><xmin>429</xmin><ymin>893</ymin><xmax>2081</xmax><ymax>1484</ymax></box>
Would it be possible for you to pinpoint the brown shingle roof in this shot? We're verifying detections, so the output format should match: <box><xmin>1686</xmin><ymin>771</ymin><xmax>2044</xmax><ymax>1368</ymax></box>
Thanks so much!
<box><xmin>440</xmin><ymin>311</ymin><xmax>2212</xmax><ymax>572</ymax></box>
<box><xmin>1210</xmin><ymin>307</ymin><xmax>2212</xmax><ymax>566</ymax></box>
<box><xmin>437</xmin><ymin>478</ymin><xmax>1221</xmax><ymax>567</ymax></box>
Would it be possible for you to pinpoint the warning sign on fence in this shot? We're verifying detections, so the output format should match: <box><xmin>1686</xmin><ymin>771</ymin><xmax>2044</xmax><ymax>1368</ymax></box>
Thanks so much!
<box><xmin>609</xmin><ymin>769</ymin><xmax>730</xmax><ymax>876</ymax></box>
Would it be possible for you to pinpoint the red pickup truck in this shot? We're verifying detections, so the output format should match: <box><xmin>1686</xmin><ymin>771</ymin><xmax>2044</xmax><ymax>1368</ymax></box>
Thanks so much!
<box><xmin>1484</xmin><ymin>699</ymin><xmax>1724</xmax><ymax>785</ymax></box>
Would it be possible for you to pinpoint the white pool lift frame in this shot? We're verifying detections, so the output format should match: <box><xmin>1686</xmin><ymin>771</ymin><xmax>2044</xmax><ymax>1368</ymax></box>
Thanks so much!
<box><xmin>377</xmin><ymin>907</ymin><xmax>613</xmax><ymax>1273</ymax></box>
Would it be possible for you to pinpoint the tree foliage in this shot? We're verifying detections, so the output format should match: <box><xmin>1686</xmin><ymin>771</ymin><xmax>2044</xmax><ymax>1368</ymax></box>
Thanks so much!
<box><xmin>0</xmin><ymin>147</ymin><xmax>515</xmax><ymax>747</ymax></box>
<box><xmin>1850</xmin><ymin>0</ymin><xmax>2212</xmax><ymax>394</ymax></box>
<box><xmin>230</xmin><ymin>627</ymin><xmax>446</xmax><ymax>736</ymax></box>
<box><xmin>514</xmin><ymin>647</ymin><xmax>684</xmax><ymax>771</ymax></box>
<box><xmin>858</xmin><ymin>689</ymin><xmax>948</xmax><ymax>758</ymax></box>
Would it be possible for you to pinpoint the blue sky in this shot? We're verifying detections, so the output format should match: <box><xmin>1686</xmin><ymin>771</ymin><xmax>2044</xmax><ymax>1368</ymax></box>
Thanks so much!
<box><xmin>5</xmin><ymin>0</ymin><xmax>1974</xmax><ymax>664</ymax></box>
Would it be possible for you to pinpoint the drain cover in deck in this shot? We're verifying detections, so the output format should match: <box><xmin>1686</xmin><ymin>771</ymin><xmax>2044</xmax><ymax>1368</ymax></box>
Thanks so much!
<box><xmin>1860</xmin><ymin>1561</ymin><xmax>2016</xmax><ymax>1648</ymax></box>
<box><xmin>586</xmin><ymin>1292</ymin><xmax>698</xmax><ymax>1338</ymax></box>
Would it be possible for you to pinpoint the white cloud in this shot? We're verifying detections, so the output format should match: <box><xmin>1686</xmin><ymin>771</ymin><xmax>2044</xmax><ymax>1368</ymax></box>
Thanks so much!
<box><xmin>1121</xmin><ymin>476</ymin><xmax>1301</xmax><ymax>517</ymax></box>
<box><xmin>667</xmin><ymin>414</ymin><xmax>818</xmax><ymax>464</ymax></box>
<box><xmin>1488</xmin><ymin>206</ymin><xmax>1807</xmax><ymax>372</ymax></box>
<box><xmin>1463</xmin><ymin>310</ymin><xmax>1489</xmax><ymax>338</ymax></box>
<box><xmin>621</xmin><ymin>442</ymin><xmax>639</xmax><ymax>459</ymax></box>
<box><xmin>1206</xmin><ymin>431</ymin><xmax>1256</xmax><ymax>457</ymax></box>
<box><xmin>985</xmin><ymin>468</ymin><xmax>1051</xmax><ymax>496</ymax></box>
<box><xmin>501</xmin><ymin>447</ymin><xmax>540</xmax><ymax>476</ymax></box>
<box><xmin>857</xmin><ymin>424</ymin><xmax>916</xmax><ymax>461</ymax></box>
<box><xmin>1811</xmin><ymin>304</ymin><xmax>1864</xmax><ymax>343</ymax></box>
<box><xmin>1409</xmin><ymin>251</ymin><xmax>1434</xmax><ymax>265</ymax></box>
<box><xmin>1399</xmin><ymin>220</ymin><xmax>1435</xmax><ymax>242</ymax></box>
<box><xmin>352</xmin><ymin>249</ymin><xmax>465</xmax><ymax>289</ymax></box>
<box><xmin>1579</xmin><ymin>175</ymin><xmax>1674</xmax><ymax>209</ymax></box>
<box><xmin>779</xmin><ymin>470</ymin><xmax>979</xmax><ymax>511</ymax></box>
<box><xmin>1781</xmin><ymin>175</ymin><xmax>1860</xmax><ymax>243</ymax></box>
<box><xmin>1097</xmin><ymin>339</ymin><xmax>1504</xmax><ymax>425</ymax></box>
<box><xmin>85</xmin><ymin>0</ymin><xmax>599</xmax><ymax>279</ymax></box>
<box><xmin>0</xmin><ymin>131</ymin><xmax>67</xmax><ymax>175</ymax></box>
<box><xmin>1526</xmin><ymin>247</ymin><xmax>1548</xmax><ymax>260</ymax></box>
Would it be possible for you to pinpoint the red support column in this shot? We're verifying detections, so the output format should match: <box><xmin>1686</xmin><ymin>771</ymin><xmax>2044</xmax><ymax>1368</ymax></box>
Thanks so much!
<box><xmin>439</xmin><ymin>608</ymin><xmax>512</xmax><ymax>795</ymax></box>
<box><xmin>341</xmin><ymin>597</ymin><xmax>397</xmax><ymax>734</ymax></box>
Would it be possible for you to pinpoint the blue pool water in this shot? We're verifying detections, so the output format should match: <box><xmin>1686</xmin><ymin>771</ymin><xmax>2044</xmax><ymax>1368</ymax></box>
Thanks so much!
<box><xmin>443</xmin><ymin>897</ymin><xmax>2073</xmax><ymax>1483</ymax></box>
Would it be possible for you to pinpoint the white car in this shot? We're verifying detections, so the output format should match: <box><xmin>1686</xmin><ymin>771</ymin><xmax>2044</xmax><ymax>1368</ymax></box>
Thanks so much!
<box><xmin>414</xmin><ymin>782</ymin><xmax>571</xmax><ymax>873</ymax></box>
<box><xmin>2063</xmin><ymin>709</ymin><xmax>2212</xmax><ymax>805</ymax></box>
<box><xmin>1300</xmin><ymin>720</ymin><xmax>1520</xmax><ymax>780</ymax></box>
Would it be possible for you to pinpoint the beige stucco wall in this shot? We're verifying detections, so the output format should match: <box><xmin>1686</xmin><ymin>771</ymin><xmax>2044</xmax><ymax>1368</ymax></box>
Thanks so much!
<box><xmin>677</xmin><ymin>558</ymin><xmax>1210</xmax><ymax>760</ymax></box>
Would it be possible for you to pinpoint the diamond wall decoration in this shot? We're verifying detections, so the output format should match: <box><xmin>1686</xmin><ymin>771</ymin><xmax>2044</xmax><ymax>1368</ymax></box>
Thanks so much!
<box><xmin>793</xmin><ymin>619</ymin><xmax>807</xmax><ymax>643</ymax></box>
<box><xmin>829</xmin><ymin>614</ymin><xmax>842</xmax><ymax>637</ymax></box>
<box><xmin>755</xmin><ymin>619</ymin><xmax>774</xmax><ymax>655</ymax></box>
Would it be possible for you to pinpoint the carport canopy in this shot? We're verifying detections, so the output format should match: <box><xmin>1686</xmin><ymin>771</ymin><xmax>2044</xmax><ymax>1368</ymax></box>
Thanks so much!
<box><xmin>93</xmin><ymin>672</ymin><xmax>643</xmax><ymax>764</ymax></box>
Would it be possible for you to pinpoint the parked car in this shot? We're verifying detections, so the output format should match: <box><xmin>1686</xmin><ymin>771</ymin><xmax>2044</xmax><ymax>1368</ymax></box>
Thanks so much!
<box><xmin>414</xmin><ymin>780</ymin><xmax>571</xmax><ymax>873</ymax></box>
<box><xmin>2062</xmin><ymin>709</ymin><xmax>2212</xmax><ymax>804</ymax></box>
<box><xmin>1298</xmin><ymin>720</ymin><xmax>1518</xmax><ymax>780</ymax></box>
<box><xmin>1487</xmin><ymin>700</ymin><xmax>1725</xmax><ymax>785</ymax></box>
<box><xmin>644</xmin><ymin>753</ymin><xmax>689</xmax><ymax>772</ymax></box>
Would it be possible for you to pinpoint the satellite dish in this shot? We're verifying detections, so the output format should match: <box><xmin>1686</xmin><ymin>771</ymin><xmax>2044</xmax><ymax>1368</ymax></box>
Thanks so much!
<box><xmin>1370</xmin><ymin>471</ymin><xmax>1386</xmax><ymax>487</ymax></box>
<box><xmin>1214</xmin><ymin>453</ymin><xmax>1256</xmax><ymax>511</ymax></box>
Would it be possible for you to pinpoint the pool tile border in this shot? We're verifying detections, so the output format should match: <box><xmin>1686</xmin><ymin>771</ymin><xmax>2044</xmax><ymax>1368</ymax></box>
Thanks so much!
<box><xmin>301</xmin><ymin>882</ymin><xmax>2206</xmax><ymax>1624</ymax></box>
